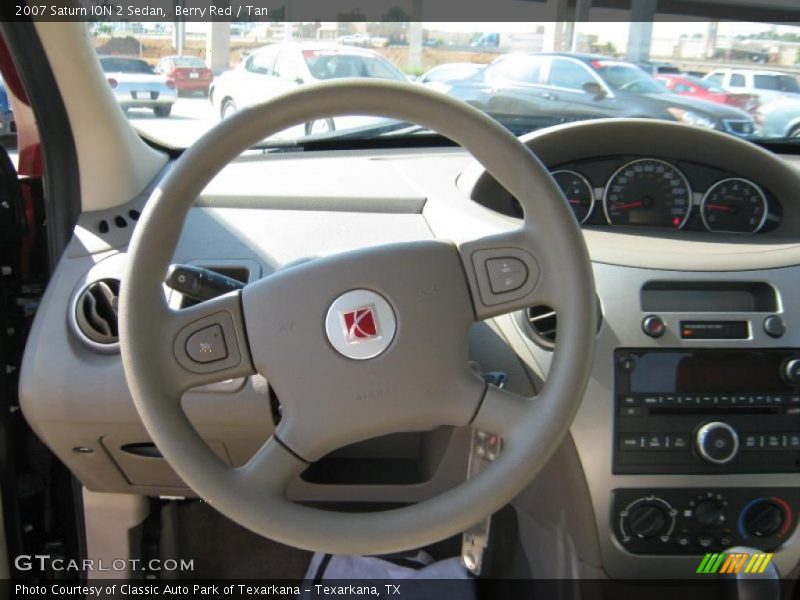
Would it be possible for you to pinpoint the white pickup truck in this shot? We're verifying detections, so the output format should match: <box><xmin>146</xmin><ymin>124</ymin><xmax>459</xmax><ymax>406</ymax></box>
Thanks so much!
<box><xmin>704</xmin><ymin>68</ymin><xmax>800</xmax><ymax>103</ymax></box>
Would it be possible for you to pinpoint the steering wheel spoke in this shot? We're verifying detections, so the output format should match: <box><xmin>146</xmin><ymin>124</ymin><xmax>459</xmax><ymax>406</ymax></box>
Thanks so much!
<box><xmin>165</xmin><ymin>291</ymin><xmax>254</xmax><ymax>394</ymax></box>
<box><xmin>459</xmin><ymin>228</ymin><xmax>562</xmax><ymax>320</ymax></box>
<box><xmin>236</xmin><ymin>434</ymin><xmax>307</xmax><ymax>493</ymax></box>
<box><xmin>470</xmin><ymin>383</ymin><xmax>532</xmax><ymax>439</ymax></box>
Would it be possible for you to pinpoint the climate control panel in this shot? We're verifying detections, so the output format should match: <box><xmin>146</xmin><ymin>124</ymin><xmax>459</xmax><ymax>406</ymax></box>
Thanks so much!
<box><xmin>613</xmin><ymin>488</ymin><xmax>799</xmax><ymax>555</ymax></box>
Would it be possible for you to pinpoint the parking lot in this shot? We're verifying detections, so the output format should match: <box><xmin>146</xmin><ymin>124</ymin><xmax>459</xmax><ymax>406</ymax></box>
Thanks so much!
<box><xmin>127</xmin><ymin>95</ymin><xmax>217</xmax><ymax>147</ymax></box>
<box><xmin>126</xmin><ymin>94</ymin><xmax>312</xmax><ymax>146</ymax></box>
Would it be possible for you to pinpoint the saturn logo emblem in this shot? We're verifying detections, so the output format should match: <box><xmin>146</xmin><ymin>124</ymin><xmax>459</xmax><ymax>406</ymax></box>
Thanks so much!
<box><xmin>325</xmin><ymin>290</ymin><xmax>396</xmax><ymax>360</ymax></box>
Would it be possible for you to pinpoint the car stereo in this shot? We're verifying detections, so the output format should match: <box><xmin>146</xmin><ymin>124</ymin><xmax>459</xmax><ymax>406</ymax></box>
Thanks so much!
<box><xmin>614</xmin><ymin>348</ymin><xmax>800</xmax><ymax>474</ymax></box>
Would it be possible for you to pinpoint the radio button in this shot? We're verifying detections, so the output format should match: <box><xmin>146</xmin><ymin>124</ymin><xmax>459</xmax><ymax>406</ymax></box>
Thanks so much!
<box><xmin>766</xmin><ymin>434</ymin><xmax>782</xmax><ymax>449</ymax></box>
<box><xmin>788</xmin><ymin>433</ymin><xmax>800</xmax><ymax>448</ymax></box>
<box><xmin>671</xmin><ymin>435</ymin><xmax>689</xmax><ymax>450</ymax></box>
<box><xmin>642</xmin><ymin>315</ymin><xmax>666</xmax><ymax>338</ymax></box>
<box><xmin>764</xmin><ymin>315</ymin><xmax>786</xmax><ymax>338</ymax></box>
<box><xmin>743</xmin><ymin>434</ymin><xmax>760</xmax><ymax>449</ymax></box>
<box><xmin>619</xmin><ymin>435</ymin><xmax>642</xmax><ymax>450</ymax></box>
<box><xmin>645</xmin><ymin>434</ymin><xmax>664</xmax><ymax>450</ymax></box>
<box><xmin>696</xmin><ymin>422</ymin><xmax>739</xmax><ymax>465</ymax></box>
<box><xmin>783</xmin><ymin>358</ymin><xmax>800</xmax><ymax>385</ymax></box>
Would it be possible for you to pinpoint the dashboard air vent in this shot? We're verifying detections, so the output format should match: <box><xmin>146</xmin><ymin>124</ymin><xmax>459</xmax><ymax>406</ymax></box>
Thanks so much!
<box><xmin>527</xmin><ymin>305</ymin><xmax>557</xmax><ymax>348</ymax></box>
<box><xmin>75</xmin><ymin>279</ymin><xmax>121</xmax><ymax>346</ymax></box>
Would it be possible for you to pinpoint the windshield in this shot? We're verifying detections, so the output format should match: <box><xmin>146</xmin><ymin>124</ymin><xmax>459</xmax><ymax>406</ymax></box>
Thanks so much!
<box><xmin>99</xmin><ymin>20</ymin><xmax>800</xmax><ymax>147</ymax></box>
<box><xmin>99</xmin><ymin>57</ymin><xmax>154</xmax><ymax>74</ymax></box>
<box><xmin>302</xmin><ymin>50</ymin><xmax>406</xmax><ymax>81</ymax></box>
<box><xmin>753</xmin><ymin>74</ymin><xmax>800</xmax><ymax>93</ymax></box>
<box><xmin>593</xmin><ymin>63</ymin><xmax>669</xmax><ymax>94</ymax></box>
<box><xmin>169</xmin><ymin>56</ymin><xmax>206</xmax><ymax>68</ymax></box>
<box><xmin>685</xmin><ymin>76</ymin><xmax>726</xmax><ymax>93</ymax></box>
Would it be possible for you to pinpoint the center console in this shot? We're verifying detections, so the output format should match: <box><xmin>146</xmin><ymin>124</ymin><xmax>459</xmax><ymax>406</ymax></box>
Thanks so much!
<box><xmin>548</xmin><ymin>263</ymin><xmax>800</xmax><ymax>576</ymax></box>
<box><xmin>614</xmin><ymin>348</ymin><xmax>800</xmax><ymax>475</ymax></box>
<box><xmin>610</xmin><ymin>347</ymin><xmax>800</xmax><ymax>556</ymax></box>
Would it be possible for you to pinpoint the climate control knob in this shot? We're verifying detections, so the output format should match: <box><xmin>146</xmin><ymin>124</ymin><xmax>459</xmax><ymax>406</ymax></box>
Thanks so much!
<box><xmin>696</xmin><ymin>421</ymin><xmax>739</xmax><ymax>465</ymax></box>
<box><xmin>627</xmin><ymin>504</ymin><xmax>669</xmax><ymax>539</ymax></box>
<box><xmin>743</xmin><ymin>500</ymin><xmax>787</xmax><ymax>538</ymax></box>
<box><xmin>694</xmin><ymin>500</ymin><xmax>726</xmax><ymax>527</ymax></box>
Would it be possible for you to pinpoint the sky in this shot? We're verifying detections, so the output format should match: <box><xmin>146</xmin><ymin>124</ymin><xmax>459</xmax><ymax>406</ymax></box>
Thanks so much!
<box><xmin>180</xmin><ymin>20</ymin><xmax>800</xmax><ymax>47</ymax></box>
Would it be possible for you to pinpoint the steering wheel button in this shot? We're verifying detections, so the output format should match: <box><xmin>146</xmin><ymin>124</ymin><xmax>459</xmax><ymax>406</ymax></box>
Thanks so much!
<box><xmin>485</xmin><ymin>258</ymin><xmax>528</xmax><ymax>294</ymax></box>
<box><xmin>186</xmin><ymin>324</ymin><xmax>228</xmax><ymax>363</ymax></box>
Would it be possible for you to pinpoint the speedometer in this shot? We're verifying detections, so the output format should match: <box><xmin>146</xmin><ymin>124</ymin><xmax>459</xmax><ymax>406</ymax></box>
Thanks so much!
<box><xmin>603</xmin><ymin>159</ymin><xmax>692</xmax><ymax>228</ymax></box>
<box><xmin>700</xmin><ymin>178</ymin><xmax>767</xmax><ymax>234</ymax></box>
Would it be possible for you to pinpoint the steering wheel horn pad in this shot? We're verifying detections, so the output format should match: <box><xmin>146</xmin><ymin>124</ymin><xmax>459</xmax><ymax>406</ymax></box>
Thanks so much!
<box><xmin>119</xmin><ymin>80</ymin><xmax>596</xmax><ymax>554</ymax></box>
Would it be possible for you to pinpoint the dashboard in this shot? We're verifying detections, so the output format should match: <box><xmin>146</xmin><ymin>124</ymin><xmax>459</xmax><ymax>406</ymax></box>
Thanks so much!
<box><xmin>560</xmin><ymin>157</ymin><xmax>780</xmax><ymax>233</ymax></box>
<box><xmin>473</xmin><ymin>155</ymin><xmax>783</xmax><ymax>234</ymax></box>
<box><xmin>18</xmin><ymin>118</ymin><xmax>800</xmax><ymax>581</ymax></box>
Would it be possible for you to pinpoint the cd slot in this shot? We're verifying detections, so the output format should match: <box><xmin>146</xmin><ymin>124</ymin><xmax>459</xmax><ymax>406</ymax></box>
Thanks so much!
<box><xmin>649</xmin><ymin>406</ymin><xmax>780</xmax><ymax>416</ymax></box>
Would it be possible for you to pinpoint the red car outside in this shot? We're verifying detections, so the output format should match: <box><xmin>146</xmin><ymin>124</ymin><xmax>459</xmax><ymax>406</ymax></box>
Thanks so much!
<box><xmin>656</xmin><ymin>73</ymin><xmax>759</xmax><ymax>115</ymax></box>
<box><xmin>155</xmin><ymin>55</ymin><xmax>214</xmax><ymax>96</ymax></box>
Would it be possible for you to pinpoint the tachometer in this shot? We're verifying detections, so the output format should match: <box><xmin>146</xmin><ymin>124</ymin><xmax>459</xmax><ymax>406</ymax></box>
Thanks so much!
<box><xmin>700</xmin><ymin>178</ymin><xmax>767</xmax><ymax>234</ymax></box>
<box><xmin>603</xmin><ymin>159</ymin><xmax>692</xmax><ymax>228</ymax></box>
<box><xmin>552</xmin><ymin>170</ymin><xmax>594</xmax><ymax>224</ymax></box>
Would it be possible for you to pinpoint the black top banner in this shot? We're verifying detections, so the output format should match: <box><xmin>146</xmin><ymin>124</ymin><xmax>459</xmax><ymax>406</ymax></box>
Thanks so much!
<box><xmin>4</xmin><ymin>0</ymin><xmax>800</xmax><ymax>23</ymax></box>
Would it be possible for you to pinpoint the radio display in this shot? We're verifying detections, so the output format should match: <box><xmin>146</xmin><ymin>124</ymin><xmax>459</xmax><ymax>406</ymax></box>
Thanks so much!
<box><xmin>619</xmin><ymin>349</ymin><xmax>793</xmax><ymax>394</ymax></box>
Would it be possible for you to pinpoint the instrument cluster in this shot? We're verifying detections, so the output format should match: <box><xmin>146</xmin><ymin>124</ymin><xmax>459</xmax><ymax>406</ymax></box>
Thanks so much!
<box><xmin>549</xmin><ymin>156</ymin><xmax>780</xmax><ymax>234</ymax></box>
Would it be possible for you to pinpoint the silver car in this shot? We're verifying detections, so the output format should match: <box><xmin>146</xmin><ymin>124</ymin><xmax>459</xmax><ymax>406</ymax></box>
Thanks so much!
<box><xmin>99</xmin><ymin>56</ymin><xmax>178</xmax><ymax>117</ymax></box>
<box><xmin>210</xmin><ymin>42</ymin><xmax>407</xmax><ymax>135</ymax></box>
<box><xmin>757</xmin><ymin>96</ymin><xmax>800</xmax><ymax>139</ymax></box>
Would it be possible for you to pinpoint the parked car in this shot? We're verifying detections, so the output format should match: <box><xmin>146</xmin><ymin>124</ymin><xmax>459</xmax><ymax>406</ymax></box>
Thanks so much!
<box><xmin>99</xmin><ymin>56</ymin><xmax>177</xmax><ymax>117</ymax></box>
<box><xmin>704</xmin><ymin>68</ymin><xmax>800</xmax><ymax>104</ymax></box>
<box><xmin>0</xmin><ymin>77</ymin><xmax>15</xmax><ymax>137</ymax></box>
<box><xmin>636</xmin><ymin>61</ymin><xmax>680</xmax><ymax>76</ymax></box>
<box><xmin>154</xmin><ymin>55</ymin><xmax>213</xmax><ymax>96</ymax></box>
<box><xmin>418</xmin><ymin>62</ymin><xmax>485</xmax><ymax>84</ymax></box>
<box><xmin>655</xmin><ymin>73</ymin><xmax>759</xmax><ymax>115</ymax></box>
<box><xmin>336</xmin><ymin>33</ymin><xmax>371</xmax><ymax>47</ymax></box>
<box><xmin>210</xmin><ymin>42</ymin><xmax>407</xmax><ymax>134</ymax></box>
<box><xmin>440</xmin><ymin>53</ymin><xmax>757</xmax><ymax>138</ymax></box>
<box><xmin>757</xmin><ymin>96</ymin><xmax>800</xmax><ymax>138</ymax></box>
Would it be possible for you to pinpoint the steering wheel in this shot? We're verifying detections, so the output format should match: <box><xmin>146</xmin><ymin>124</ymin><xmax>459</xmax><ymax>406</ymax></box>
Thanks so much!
<box><xmin>119</xmin><ymin>80</ymin><xmax>596</xmax><ymax>555</ymax></box>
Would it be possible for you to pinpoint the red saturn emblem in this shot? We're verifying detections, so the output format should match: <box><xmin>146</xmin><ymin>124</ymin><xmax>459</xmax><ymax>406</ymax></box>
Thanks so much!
<box><xmin>341</xmin><ymin>305</ymin><xmax>380</xmax><ymax>343</ymax></box>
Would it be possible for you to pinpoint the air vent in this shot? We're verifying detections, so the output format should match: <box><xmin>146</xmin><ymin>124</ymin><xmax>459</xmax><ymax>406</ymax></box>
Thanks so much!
<box><xmin>526</xmin><ymin>305</ymin><xmax>557</xmax><ymax>348</ymax></box>
<box><xmin>524</xmin><ymin>300</ymin><xmax>603</xmax><ymax>350</ymax></box>
<box><xmin>74</xmin><ymin>278</ymin><xmax>120</xmax><ymax>348</ymax></box>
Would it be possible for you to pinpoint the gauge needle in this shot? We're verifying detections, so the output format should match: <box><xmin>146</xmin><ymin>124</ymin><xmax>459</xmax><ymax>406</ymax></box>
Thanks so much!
<box><xmin>568</xmin><ymin>199</ymin><xmax>582</xmax><ymax>205</ymax></box>
<box><xmin>613</xmin><ymin>201</ymin><xmax>644</xmax><ymax>210</ymax></box>
<box><xmin>705</xmin><ymin>203</ymin><xmax>732</xmax><ymax>212</ymax></box>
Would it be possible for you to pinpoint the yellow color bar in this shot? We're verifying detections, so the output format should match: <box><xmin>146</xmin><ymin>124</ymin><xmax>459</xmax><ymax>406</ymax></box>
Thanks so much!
<box><xmin>746</xmin><ymin>553</ymin><xmax>768</xmax><ymax>574</ymax></box>
<box><xmin>758</xmin><ymin>554</ymin><xmax>774</xmax><ymax>574</ymax></box>
<box><xmin>732</xmin><ymin>553</ymin><xmax>750</xmax><ymax>574</ymax></box>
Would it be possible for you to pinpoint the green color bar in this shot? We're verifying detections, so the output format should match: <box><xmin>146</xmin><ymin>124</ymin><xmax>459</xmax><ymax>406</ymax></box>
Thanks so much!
<box><xmin>710</xmin><ymin>553</ymin><xmax>726</xmax><ymax>573</ymax></box>
<box><xmin>697</xmin><ymin>553</ymin><xmax>715</xmax><ymax>574</ymax></box>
